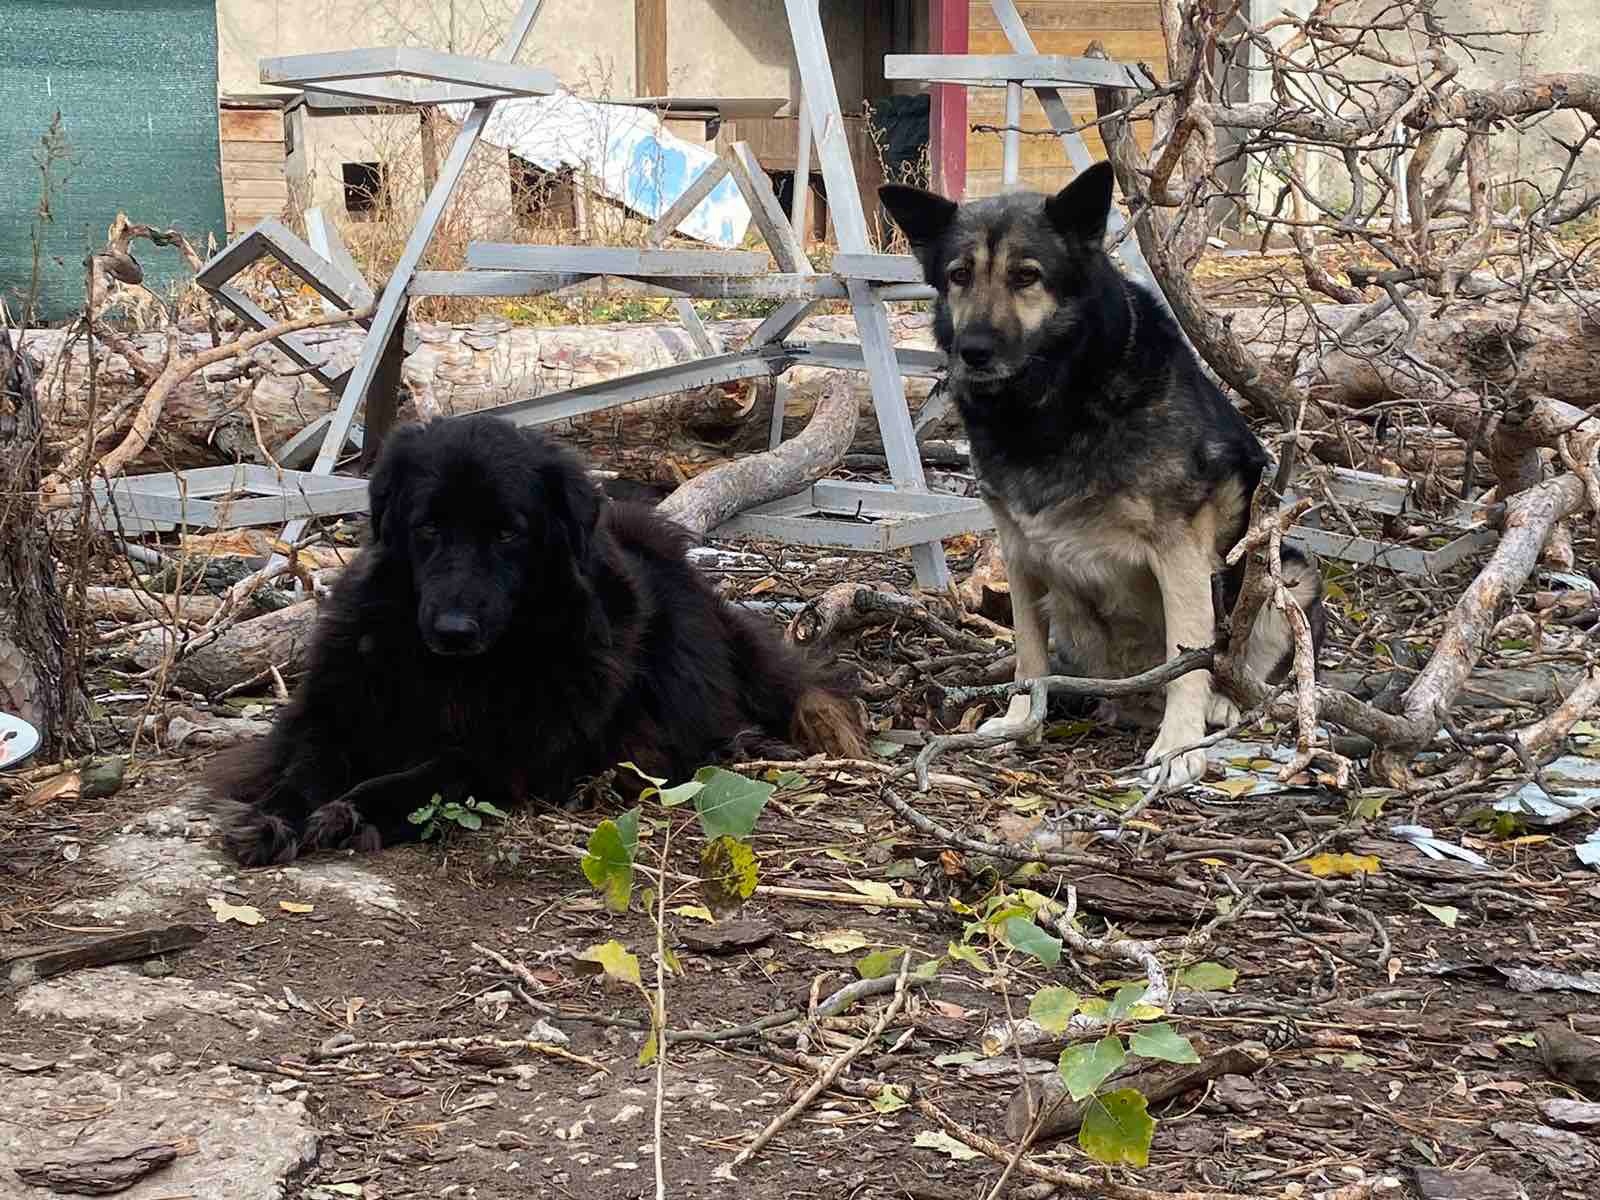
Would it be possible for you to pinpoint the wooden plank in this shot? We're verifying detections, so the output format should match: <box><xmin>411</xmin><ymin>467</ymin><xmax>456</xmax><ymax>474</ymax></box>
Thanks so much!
<box><xmin>864</xmin><ymin>0</ymin><xmax>891</xmax><ymax>100</ymax></box>
<box><xmin>228</xmin><ymin>200</ymin><xmax>289</xmax><ymax>227</ymax></box>
<box><xmin>222</xmin><ymin>159</ymin><xmax>288</xmax><ymax>182</ymax></box>
<box><xmin>635</xmin><ymin>0</ymin><xmax>668</xmax><ymax>97</ymax></box>
<box><xmin>970</xmin><ymin>2</ymin><xmax>1162</xmax><ymax>33</ymax></box>
<box><xmin>965</xmin><ymin>124</ymin><xmax>1154</xmax><ymax>171</ymax></box>
<box><xmin>223</xmin><ymin>178</ymin><xmax>291</xmax><ymax>201</ymax></box>
<box><xmin>6</xmin><ymin>924</ymin><xmax>206</xmax><ymax>988</ymax></box>
<box><xmin>220</xmin><ymin>140</ymin><xmax>287</xmax><ymax>163</ymax></box>
<box><xmin>971</xmin><ymin>28</ymin><xmax>1167</xmax><ymax>67</ymax></box>
<box><xmin>465</xmin><ymin>244</ymin><xmax>769</xmax><ymax>276</ymax></box>
<box><xmin>220</xmin><ymin>109</ymin><xmax>284</xmax><ymax>141</ymax></box>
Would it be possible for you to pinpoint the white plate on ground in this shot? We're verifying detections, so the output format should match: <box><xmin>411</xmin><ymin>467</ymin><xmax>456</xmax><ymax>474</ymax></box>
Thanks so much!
<box><xmin>1</xmin><ymin>712</ymin><xmax>42</xmax><ymax>770</ymax></box>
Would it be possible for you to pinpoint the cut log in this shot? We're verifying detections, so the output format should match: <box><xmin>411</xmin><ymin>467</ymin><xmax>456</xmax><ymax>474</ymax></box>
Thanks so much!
<box><xmin>5</xmin><ymin>924</ymin><xmax>205</xmax><ymax>988</ymax></box>
<box><xmin>657</xmin><ymin>372</ymin><xmax>859</xmax><ymax>536</ymax></box>
<box><xmin>85</xmin><ymin>586</ymin><xmax>223</xmax><ymax>623</ymax></box>
<box><xmin>26</xmin><ymin>294</ymin><xmax>1595</xmax><ymax>485</ymax></box>
<box><xmin>126</xmin><ymin>598</ymin><xmax>320</xmax><ymax>695</ymax></box>
<box><xmin>23</xmin><ymin>314</ymin><xmax>955</xmax><ymax>479</ymax></box>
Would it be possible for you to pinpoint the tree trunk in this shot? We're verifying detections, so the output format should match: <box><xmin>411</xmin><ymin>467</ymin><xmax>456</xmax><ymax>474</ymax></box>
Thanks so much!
<box><xmin>1</xmin><ymin>330</ymin><xmax>78</xmax><ymax>755</ymax></box>
<box><xmin>23</xmin><ymin>313</ymin><xmax>955</xmax><ymax>482</ymax></box>
<box><xmin>23</xmin><ymin>297</ymin><xmax>1596</xmax><ymax>485</ymax></box>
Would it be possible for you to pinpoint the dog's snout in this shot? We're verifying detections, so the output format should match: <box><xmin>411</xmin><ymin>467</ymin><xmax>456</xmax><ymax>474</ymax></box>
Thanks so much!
<box><xmin>959</xmin><ymin>333</ymin><xmax>997</xmax><ymax>369</ymax></box>
<box><xmin>430</xmin><ymin>611</ymin><xmax>482</xmax><ymax>653</ymax></box>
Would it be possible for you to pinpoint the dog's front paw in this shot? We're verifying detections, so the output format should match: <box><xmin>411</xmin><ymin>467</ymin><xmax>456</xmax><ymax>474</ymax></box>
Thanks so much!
<box><xmin>978</xmin><ymin>693</ymin><xmax>1042</xmax><ymax>747</ymax></box>
<box><xmin>301</xmin><ymin>800</ymin><xmax>371</xmax><ymax>855</ymax></box>
<box><xmin>1142</xmin><ymin>727</ymin><xmax>1207</xmax><ymax>790</ymax></box>
<box><xmin>1206</xmin><ymin>690</ymin><xmax>1242</xmax><ymax>729</ymax></box>
<box><xmin>216</xmin><ymin>806</ymin><xmax>300</xmax><ymax>867</ymax></box>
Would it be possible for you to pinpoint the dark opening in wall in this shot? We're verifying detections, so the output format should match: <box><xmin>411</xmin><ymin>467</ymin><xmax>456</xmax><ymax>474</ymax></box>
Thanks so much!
<box><xmin>342</xmin><ymin>161</ymin><xmax>385</xmax><ymax>218</ymax></box>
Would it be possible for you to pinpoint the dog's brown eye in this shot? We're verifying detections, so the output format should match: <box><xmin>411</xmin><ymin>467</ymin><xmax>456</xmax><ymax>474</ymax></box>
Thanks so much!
<box><xmin>1010</xmin><ymin>267</ymin><xmax>1041</xmax><ymax>288</ymax></box>
<box><xmin>948</xmin><ymin>266</ymin><xmax>973</xmax><ymax>287</ymax></box>
<box><xmin>495</xmin><ymin>529</ymin><xmax>518</xmax><ymax>544</ymax></box>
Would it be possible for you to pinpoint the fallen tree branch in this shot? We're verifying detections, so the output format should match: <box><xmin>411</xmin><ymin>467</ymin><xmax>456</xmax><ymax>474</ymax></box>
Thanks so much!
<box><xmin>729</xmin><ymin>950</ymin><xmax>912</xmax><ymax>1171</ymax></box>
<box><xmin>657</xmin><ymin>370</ymin><xmax>858</xmax><ymax>537</ymax></box>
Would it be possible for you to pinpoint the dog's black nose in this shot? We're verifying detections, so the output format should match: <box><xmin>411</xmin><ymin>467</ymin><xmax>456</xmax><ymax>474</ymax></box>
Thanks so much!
<box><xmin>959</xmin><ymin>336</ymin><xmax>996</xmax><ymax>369</ymax></box>
<box><xmin>430</xmin><ymin>612</ymin><xmax>482</xmax><ymax>652</ymax></box>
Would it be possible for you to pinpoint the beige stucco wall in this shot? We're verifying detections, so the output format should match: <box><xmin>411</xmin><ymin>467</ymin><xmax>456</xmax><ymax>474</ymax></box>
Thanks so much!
<box><xmin>217</xmin><ymin>0</ymin><xmax>636</xmax><ymax>97</ymax></box>
<box><xmin>1250</xmin><ymin>0</ymin><xmax>1600</xmax><ymax>197</ymax></box>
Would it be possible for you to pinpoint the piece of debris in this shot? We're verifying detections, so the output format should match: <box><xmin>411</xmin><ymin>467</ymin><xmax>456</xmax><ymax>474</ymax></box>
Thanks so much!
<box><xmin>4</xmin><ymin>923</ymin><xmax>205</xmax><ymax>989</ymax></box>
<box><xmin>680</xmin><ymin>919</ymin><xmax>780</xmax><ymax>955</ymax></box>
<box><xmin>1412</xmin><ymin>1165</ymin><xmax>1528</xmax><ymax>1200</ymax></box>
<box><xmin>11</xmin><ymin>1138</ymin><xmax>192</xmax><ymax>1195</ymax></box>
<box><xmin>1500</xmin><ymin>966</ymin><xmax>1600</xmax><ymax>995</ymax></box>
<box><xmin>1536</xmin><ymin>1024</ymin><xmax>1600</xmax><ymax>1096</ymax></box>
<box><xmin>1389</xmin><ymin>824</ymin><xmax>1489</xmax><ymax>868</ymax></box>
<box><xmin>1542</xmin><ymin>1099</ymin><xmax>1600</xmax><ymax>1129</ymax></box>
<box><xmin>1490</xmin><ymin>1121</ymin><xmax>1600</xmax><ymax>1174</ymax></box>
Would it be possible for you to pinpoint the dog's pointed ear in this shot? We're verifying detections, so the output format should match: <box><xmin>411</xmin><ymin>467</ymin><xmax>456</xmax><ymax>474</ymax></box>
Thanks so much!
<box><xmin>365</xmin><ymin>423</ymin><xmax>427</xmax><ymax>544</ymax></box>
<box><xmin>1045</xmin><ymin>161</ymin><xmax>1115</xmax><ymax>245</ymax></box>
<box><xmin>879</xmin><ymin>184</ymin><xmax>959</xmax><ymax>249</ymax></box>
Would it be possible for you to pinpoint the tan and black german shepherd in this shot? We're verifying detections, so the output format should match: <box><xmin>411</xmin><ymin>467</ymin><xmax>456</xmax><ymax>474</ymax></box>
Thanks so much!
<box><xmin>880</xmin><ymin>162</ymin><xmax>1325</xmax><ymax>788</ymax></box>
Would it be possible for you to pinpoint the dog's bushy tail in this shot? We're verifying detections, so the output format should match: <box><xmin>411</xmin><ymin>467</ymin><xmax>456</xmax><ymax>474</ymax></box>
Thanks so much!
<box><xmin>791</xmin><ymin>684</ymin><xmax>869</xmax><ymax>759</ymax></box>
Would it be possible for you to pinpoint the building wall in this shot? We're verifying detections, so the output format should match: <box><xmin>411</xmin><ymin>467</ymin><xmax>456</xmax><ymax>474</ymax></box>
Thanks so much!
<box><xmin>1249</xmin><ymin>0</ymin><xmax>1600</xmax><ymax>209</ymax></box>
<box><xmin>964</xmin><ymin>1</ymin><xmax>1166</xmax><ymax>199</ymax></box>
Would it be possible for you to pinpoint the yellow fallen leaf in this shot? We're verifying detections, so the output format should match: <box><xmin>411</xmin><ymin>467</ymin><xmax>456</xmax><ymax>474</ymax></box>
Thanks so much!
<box><xmin>208</xmin><ymin>896</ymin><xmax>265</xmax><ymax>926</ymax></box>
<box><xmin>1206</xmin><ymin>777</ymin><xmax>1260</xmax><ymax>799</ymax></box>
<box><xmin>1304</xmin><ymin>852</ymin><xmax>1382</xmax><ymax>878</ymax></box>
<box><xmin>788</xmin><ymin>928</ymin><xmax>872</xmax><ymax>954</ymax></box>
<box><xmin>278</xmin><ymin>901</ymin><xmax>314</xmax><ymax>914</ymax></box>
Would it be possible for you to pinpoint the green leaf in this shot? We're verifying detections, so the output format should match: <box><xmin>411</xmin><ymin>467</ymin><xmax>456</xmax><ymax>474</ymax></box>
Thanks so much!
<box><xmin>869</xmin><ymin>1085</ymin><xmax>910</xmax><ymax>1113</ymax></box>
<box><xmin>1175</xmin><ymin>962</ymin><xmax>1238</xmax><ymax>992</ymax></box>
<box><xmin>656</xmin><ymin>780</ymin><xmax>705</xmax><ymax>807</ymax></box>
<box><xmin>1129</xmin><ymin>1023</ymin><xmax>1201</xmax><ymax>1064</ymax></box>
<box><xmin>1421</xmin><ymin>903</ymin><xmax>1460</xmax><ymax>929</ymax></box>
<box><xmin>618</xmin><ymin>761</ymin><xmax>667</xmax><ymax>788</ymax></box>
<box><xmin>946</xmin><ymin>941</ymin><xmax>988</xmax><ymax>972</ymax></box>
<box><xmin>1028</xmin><ymin>986</ymin><xmax>1082</xmax><ymax>1034</ymax></box>
<box><xmin>407</xmin><ymin>805</ymin><xmax>435</xmax><ymax>827</ymax></box>
<box><xmin>577</xmin><ymin>939</ymin><xmax>641</xmax><ymax>987</ymax></box>
<box><xmin>1106</xmin><ymin>984</ymin><xmax>1148</xmax><ymax>1022</ymax></box>
<box><xmin>1078</xmin><ymin>1088</ymin><xmax>1155</xmax><ymax>1167</ymax></box>
<box><xmin>692</xmin><ymin>767</ymin><xmax>774</xmax><ymax>840</ymax></box>
<box><xmin>615</xmin><ymin>807</ymin><xmax>641</xmax><ymax>857</ymax></box>
<box><xmin>639</xmin><ymin>1028</ymin><xmax>658</xmax><ymax>1067</ymax></box>
<box><xmin>699</xmin><ymin>835</ymin><xmax>759</xmax><ymax>918</ymax></box>
<box><xmin>455</xmin><ymin>809</ymin><xmax>483</xmax><ymax>831</ymax></box>
<box><xmin>673</xmin><ymin>904</ymin><xmax>714</xmax><ymax>923</ymax></box>
<box><xmin>581</xmin><ymin>817</ymin><xmax>637</xmax><ymax>913</ymax></box>
<box><xmin>767</xmin><ymin>770</ymin><xmax>810</xmax><ymax>791</ymax></box>
<box><xmin>857</xmin><ymin>948</ymin><xmax>910</xmax><ymax>980</ymax></box>
<box><xmin>869</xmin><ymin>738</ymin><xmax>906</xmax><ymax>759</ymax></box>
<box><xmin>1059</xmin><ymin>1036</ymin><xmax>1126</xmax><ymax>1101</ymax></box>
<box><xmin>1001</xmin><ymin>917</ymin><xmax>1062</xmax><ymax>966</ymax></box>
<box><xmin>471</xmin><ymin>799</ymin><xmax>509</xmax><ymax>821</ymax></box>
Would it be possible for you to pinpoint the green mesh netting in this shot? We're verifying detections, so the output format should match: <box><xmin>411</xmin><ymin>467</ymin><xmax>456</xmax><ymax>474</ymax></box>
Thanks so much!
<box><xmin>0</xmin><ymin>0</ymin><xmax>226</xmax><ymax>323</ymax></box>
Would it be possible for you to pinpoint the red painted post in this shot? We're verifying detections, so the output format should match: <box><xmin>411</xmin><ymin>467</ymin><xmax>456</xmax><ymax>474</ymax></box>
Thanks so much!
<box><xmin>928</xmin><ymin>0</ymin><xmax>968</xmax><ymax>201</ymax></box>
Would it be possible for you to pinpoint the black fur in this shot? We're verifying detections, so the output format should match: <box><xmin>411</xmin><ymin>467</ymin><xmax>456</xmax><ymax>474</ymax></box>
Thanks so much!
<box><xmin>205</xmin><ymin>416</ymin><xmax>862</xmax><ymax>866</ymax></box>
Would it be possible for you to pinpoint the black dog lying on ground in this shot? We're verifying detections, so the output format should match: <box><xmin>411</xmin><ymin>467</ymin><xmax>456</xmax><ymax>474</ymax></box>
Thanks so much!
<box><xmin>205</xmin><ymin>416</ymin><xmax>865</xmax><ymax>866</ymax></box>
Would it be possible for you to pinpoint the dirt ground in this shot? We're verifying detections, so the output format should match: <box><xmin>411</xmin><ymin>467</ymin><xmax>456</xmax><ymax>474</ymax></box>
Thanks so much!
<box><xmin>4</xmin><ymin>535</ymin><xmax>1600</xmax><ymax>1200</ymax></box>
